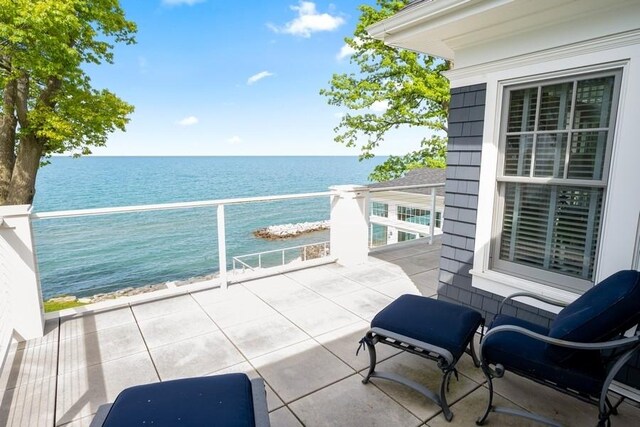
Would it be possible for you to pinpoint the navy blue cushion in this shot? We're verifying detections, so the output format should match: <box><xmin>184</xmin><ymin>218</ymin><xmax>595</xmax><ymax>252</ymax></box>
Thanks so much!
<box><xmin>547</xmin><ymin>270</ymin><xmax>640</xmax><ymax>364</ymax></box>
<box><xmin>484</xmin><ymin>314</ymin><xmax>606</xmax><ymax>396</ymax></box>
<box><xmin>371</xmin><ymin>295</ymin><xmax>483</xmax><ymax>361</ymax></box>
<box><xmin>102</xmin><ymin>373</ymin><xmax>256</xmax><ymax>427</ymax></box>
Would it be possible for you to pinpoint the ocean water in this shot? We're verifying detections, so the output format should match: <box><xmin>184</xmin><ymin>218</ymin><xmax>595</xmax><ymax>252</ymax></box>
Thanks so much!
<box><xmin>32</xmin><ymin>156</ymin><xmax>386</xmax><ymax>299</ymax></box>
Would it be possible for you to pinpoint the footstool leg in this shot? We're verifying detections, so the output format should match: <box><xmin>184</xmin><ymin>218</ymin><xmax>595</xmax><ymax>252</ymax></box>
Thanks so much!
<box><xmin>361</xmin><ymin>333</ymin><xmax>377</xmax><ymax>384</ymax></box>
<box><xmin>440</xmin><ymin>370</ymin><xmax>454</xmax><ymax>421</ymax></box>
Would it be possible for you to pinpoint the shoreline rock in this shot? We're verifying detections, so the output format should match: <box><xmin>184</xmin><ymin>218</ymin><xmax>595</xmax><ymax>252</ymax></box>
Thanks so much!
<box><xmin>253</xmin><ymin>220</ymin><xmax>329</xmax><ymax>239</ymax></box>
<box><xmin>44</xmin><ymin>272</ymin><xmax>220</xmax><ymax>306</ymax></box>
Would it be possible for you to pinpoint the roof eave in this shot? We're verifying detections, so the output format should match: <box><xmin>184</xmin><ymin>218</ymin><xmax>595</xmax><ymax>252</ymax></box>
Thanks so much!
<box><xmin>366</xmin><ymin>0</ymin><xmax>480</xmax><ymax>60</ymax></box>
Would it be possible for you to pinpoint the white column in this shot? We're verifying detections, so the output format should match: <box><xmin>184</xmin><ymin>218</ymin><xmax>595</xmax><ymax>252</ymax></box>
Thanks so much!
<box><xmin>430</xmin><ymin>187</ymin><xmax>437</xmax><ymax>244</ymax></box>
<box><xmin>329</xmin><ymin>185</ymin><xmax>370</xmax><ymax>266</ymax></box>
<box><xmin>388</xmin><ymin>202</ymin><xmax>399</xmax><ymax>245</ymax></box>
<box><xmin>0</xmin><ymin>205</ymin><xmax>44</xmax><ymax>340</ymax></box>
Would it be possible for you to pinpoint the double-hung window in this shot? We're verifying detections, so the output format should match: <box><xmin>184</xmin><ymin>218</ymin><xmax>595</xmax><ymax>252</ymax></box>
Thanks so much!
<box><xmin>492</xmin><ymin>70</ymin><xmax>621</xmax><ymax>292</ymax></box>
<box><xmin>371</xmin><ymin>202</ymin><xmax>389</xmax><ymax>217</ymax></box>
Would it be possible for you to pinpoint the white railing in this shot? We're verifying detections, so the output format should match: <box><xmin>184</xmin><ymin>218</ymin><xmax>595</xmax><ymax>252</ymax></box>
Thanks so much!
<box><xmin>232</xmin><ymin>241</ymin><xmax>330</xmax><ymax>274</ymax></box>
<box><xmin>31</xmin><ymin>191</ymin><xmax>331</xmax><ymax>291</ymax></box>
<box><xmin>368</xmin><ymin>183</ymin><xmax>445</xmax><ymax>247</ymax></box>
<box><xmin>0</xmin><ymin>185</ymin><xmax>373</xmax><ymax>341</ymax></box>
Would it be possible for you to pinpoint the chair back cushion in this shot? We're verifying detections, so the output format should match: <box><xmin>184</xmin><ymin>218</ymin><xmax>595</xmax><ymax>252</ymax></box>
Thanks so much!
<box><xmin>547</xmin><ymin>270</ymin><xmax>640</xmax><ymax>364</ymax></box>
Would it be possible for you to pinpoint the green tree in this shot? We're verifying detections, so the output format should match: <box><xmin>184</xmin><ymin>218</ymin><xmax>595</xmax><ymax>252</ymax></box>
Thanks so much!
<box><xmin>321</xmin><ymin>0</ymin><xmax>449</xmax><ymax>182</ymax></box>
<box><xmin>0</xmin><ymin>0</ymin><xmax>136</xmax><ymax>205</ymax></box>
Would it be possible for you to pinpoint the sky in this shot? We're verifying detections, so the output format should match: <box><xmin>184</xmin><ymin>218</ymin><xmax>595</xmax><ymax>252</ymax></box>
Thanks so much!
<box><xmin>88</xmin><ymin>0</ymin><xmax>427</xmax><ymax>156</ymax></box>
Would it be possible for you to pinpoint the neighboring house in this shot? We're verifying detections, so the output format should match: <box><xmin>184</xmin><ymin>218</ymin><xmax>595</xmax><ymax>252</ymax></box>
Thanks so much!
<box><xmin>367</xmin><ymin>168</ymin><xmax>445</xmax><ymax>246</ymax></box>
<box><xmin>369</xmin><ymin>0</ymin><xmax>640</xmax><ymax>390</ymax></box>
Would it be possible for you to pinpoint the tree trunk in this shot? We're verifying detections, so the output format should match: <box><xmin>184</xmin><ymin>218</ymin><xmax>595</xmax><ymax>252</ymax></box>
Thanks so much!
<box><xmin>6</xmin><ymin>134</ymin><xmax>43</xmax><ymax>205</ymax></box>
<box><xmin>0</xmin><ymin>79</ymin><xmax>18</xmax><ymax>204</ymax></box>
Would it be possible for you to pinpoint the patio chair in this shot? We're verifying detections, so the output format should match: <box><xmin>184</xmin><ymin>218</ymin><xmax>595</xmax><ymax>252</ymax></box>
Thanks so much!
<box><xmin>477</xmin><ymin>270</ymin><xmax>640</xmax><ymax>427</ymax></box>
<box><xmin>92</xmin><ymin>373</ymin><xmax>270</xmax><ymax>427</ymax></box>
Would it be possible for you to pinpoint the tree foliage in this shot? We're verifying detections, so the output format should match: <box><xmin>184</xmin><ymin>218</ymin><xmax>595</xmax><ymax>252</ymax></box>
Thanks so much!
<box><xmin>321</xmin><ymin>0</ymin><xmax>449</xmax><ymax>181</ymax></box>
<box><xmin>0</xmin><ymin>0</ymin><xmax>136</xmax><ymax>205</ymax></box>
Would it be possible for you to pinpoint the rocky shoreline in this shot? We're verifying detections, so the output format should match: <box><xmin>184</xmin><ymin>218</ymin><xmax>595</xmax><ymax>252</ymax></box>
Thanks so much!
<box><xmin>253</xmin><ymin>220</ymin><xmax>329</xmax><ymax>239</ymax></box>
<box><xmin>45</xmin><ymin>272</ymin><xmax>219</xmax><ymax>306</ymax></box>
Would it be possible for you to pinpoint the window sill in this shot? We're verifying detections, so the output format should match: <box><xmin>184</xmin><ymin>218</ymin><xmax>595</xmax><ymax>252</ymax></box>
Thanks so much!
<box><xmin>470</xmin><ymin>269</ymin><xmax>581</xmax><ymax>314</ymax></box>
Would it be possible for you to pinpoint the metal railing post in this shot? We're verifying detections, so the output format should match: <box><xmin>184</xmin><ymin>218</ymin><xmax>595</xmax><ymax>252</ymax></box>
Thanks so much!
<box><xmin>217</xmin><ymin>204</ymin><xmax>228</xmax><ymax>289</ymax></box>
<box><xmin>282</xmin><ymin>249</ymin><xmax>285</xmax><ymax>266</ymax></box>
<box><xmin>430</xmin><ymin>187</ymin><xmax>437</xmax><ymax>245</ymax></box>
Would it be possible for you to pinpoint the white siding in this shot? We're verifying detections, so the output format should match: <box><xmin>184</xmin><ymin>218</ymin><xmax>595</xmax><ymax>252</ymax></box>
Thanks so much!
<box><xmin>0</xmin><ymin>235</ymin><xmax>14</xmax><ymax>369</ymax></box>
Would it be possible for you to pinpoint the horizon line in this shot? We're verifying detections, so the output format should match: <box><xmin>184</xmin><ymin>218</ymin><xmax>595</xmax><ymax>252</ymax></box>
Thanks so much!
<box><xmin>49</xmin><ymin>154</ymin><xmax>392</xmax><ymax>158</ymax></box>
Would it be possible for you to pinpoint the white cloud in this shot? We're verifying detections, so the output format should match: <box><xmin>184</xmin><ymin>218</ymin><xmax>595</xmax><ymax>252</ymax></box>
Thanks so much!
<box><xmin>370</xmin><ymin>100</ymin><xmax>389</xmax><ymax>113</ymax></box>
<box><xmin>270</xmin><ymin>1</ymin><xmax>345</xmax><ymax>38</ymax></box>
<box><xmin>177</xmin><ymin>116</ymin><xmax>199</xmax><ymax>126</ymax></box>
<box><xmin>336</xmin><ymin>44</ymin><xmax>356</xmax><ymax>60</ymax></box>
<box><xmin>247</xmin><ymin>71</ymin><xmax>274</xmax><ymax>85</ymax></box>
<box><xmin>336</xmin><ymin>37</ymin><xmax>363</xmax><ymax>60</ymax></box>
<box><xmin>334</xmin><ymin>112</ymin><xmax>345</xmax><ymax>119</ymax></box>
<box><xmin>162</xmin><ymin>0</ymin><xmax>205</xmax><ymax>6</ymax></box>
<box><xmin>228</xmin><ymin>136</ymin><xmax>242</xmax><ymax>144</ymax></box>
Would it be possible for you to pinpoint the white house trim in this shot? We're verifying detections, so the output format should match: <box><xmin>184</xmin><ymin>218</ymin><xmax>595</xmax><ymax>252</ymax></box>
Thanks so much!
<box><xmin>445</xmin><ymin>30</ymin><xmax>640</xmax><ymax>87</ymax></box>
<box><xmin>469</xmin><ymin>51</ymin><xmax>638</xmax><ymax>302</ymax></box>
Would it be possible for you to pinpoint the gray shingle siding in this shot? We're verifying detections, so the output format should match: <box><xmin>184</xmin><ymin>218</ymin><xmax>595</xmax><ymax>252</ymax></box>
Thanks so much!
<box><xmin>437</xmin><ymin>83</ymin><xmax>553</xmax><ymax>328</ymax></box>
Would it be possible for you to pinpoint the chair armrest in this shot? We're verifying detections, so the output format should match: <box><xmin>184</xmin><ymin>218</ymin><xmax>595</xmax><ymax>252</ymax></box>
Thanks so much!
<box><xmin>498</xmin><ymin>292</ymin><xmax>568</xmax><ymax>315</ymax></box>
<box><xmin>482</xmin><ymin>325</ymin><xmax>640</xmax><ymax>353</ymax></box>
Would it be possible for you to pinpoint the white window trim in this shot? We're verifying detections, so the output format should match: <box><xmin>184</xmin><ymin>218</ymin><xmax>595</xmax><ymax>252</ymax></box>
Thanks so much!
<box><xmin>468</xmin><ymin>47</ymin><xmax>634</xmax><ymax>308</ymax></box>
<box><xmin>491</xmin><ymin>70</ymin><xmax>621</xmax><ymax>292</ymax></box>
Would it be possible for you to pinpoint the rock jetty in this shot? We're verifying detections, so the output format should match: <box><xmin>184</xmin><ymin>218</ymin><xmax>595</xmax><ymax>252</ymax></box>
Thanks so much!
<box><xmin>253</xmin><ymin>220</ymin><xmax>329</xmax><ymax>239</ymax></box>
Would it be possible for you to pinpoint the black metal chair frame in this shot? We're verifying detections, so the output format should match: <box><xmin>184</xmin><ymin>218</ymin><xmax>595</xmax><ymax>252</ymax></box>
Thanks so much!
<box><xmin>477</xmin><ymin>292</ymin><xmax>640</xmax><ymax>427</ymax></box>
<box><xmin>360</xmin><ymin>326</ymin><xmax>482</xmax><ymax>422</ymax></box>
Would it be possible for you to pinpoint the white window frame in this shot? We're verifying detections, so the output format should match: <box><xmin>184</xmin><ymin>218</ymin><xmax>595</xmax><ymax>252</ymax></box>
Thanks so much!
<box><xmin>397</xmin><ymin>205</ymin><xmax>431</xmax><ymax>226</ymax></box>
<box><xmin>491</xmin><ymin>70</ymin><xmax>622</xmax><ymax>293</ymax></box>
<box><xmin>371</xmin><ymin>201</ymin><xmax>389</xmax><ymax>218</ymax></box>
<box><xmin>466</xmin><ymin>51</ymin><xmax>635</xmax><ymax>308</ymax></box>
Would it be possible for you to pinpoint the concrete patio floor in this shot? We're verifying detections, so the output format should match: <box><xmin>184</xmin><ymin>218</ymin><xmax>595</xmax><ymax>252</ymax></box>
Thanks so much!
<box><xmin>2</xmin><ymin>239</ymin><xmax>640</xmax><ymax>426</ymax></box>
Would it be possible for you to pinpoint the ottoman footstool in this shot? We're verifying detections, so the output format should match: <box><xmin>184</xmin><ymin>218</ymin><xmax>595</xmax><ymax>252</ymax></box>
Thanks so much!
<box><xmin>359</xmin><ymin>295</ymin><xmax>483</xmax><ymax>422</ymax></box>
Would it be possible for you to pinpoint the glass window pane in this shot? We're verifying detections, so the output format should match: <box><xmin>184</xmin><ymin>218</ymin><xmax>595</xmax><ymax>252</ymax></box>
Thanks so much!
<box><xmin>550</xmin><ymin>187</ymin><xmax>603</xmax><ymax>279</ymax></box>
<box><xmin>398</xmin><ymin>206</ymin><xmax>430</xmax><ymax>226</ymax></box>
<box><xmin>567</xmin><ymin>131</ymin><xmax>608</xmax><ymax>180</ymax></box>
<box><xmin>504</xmin><ymin>135</ymin><xmax>533</xmax><ymax>176</ymax></box>
<box><xmin>500</xmin><ymin>183</ymin><xmax>602</xmax><ymax>280</ymax></box>
<box><xmin>398</xmin><ymin>231</ymin><xmax>417</xmax><ymax>242</ymax></box>
<box><xmin>371</xmin><ymin>202</ymin><xmax>388</xmax><ymax>217</ymax></box>
<box><xmin>371</xmin><ymin>224</ymin><xmax>387</xmax><ymax>247</ymax></box>
<box><xmin>500</xmin><ymin>183</ymin><xmax>551</xmax><ymax>268</ymax></box>
<box><xmin>507</xmin><ymin>88</ymin><xmax>537</xmax><ymax>132</ymax></box>
<box><xmin>538</xmin><ymin>83</ymin><xmax>573</xmax><ymax>131</ymax></box>
<box><xmin>533</xmin><ymin>133</ymin><xmax>567</xmax><ymax>178</ymax></box>
<box><xmin>574</xmin><ymin>77</ymin><xmax>615</xmax><ymax>129</ymax></box>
